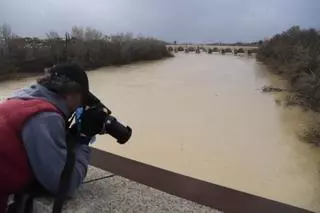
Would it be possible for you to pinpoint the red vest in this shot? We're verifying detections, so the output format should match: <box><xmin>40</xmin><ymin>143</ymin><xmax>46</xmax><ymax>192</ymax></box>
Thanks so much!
<box><xmin>0</xmin><ymin>99</ymin><xmax>62</xmax><ymax>212</ymax></box>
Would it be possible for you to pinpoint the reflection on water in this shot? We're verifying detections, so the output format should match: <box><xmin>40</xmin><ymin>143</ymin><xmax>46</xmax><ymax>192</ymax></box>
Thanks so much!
<box><xmin>1</xmin><ymin>54</ymin><xmax>320</xmax><ymax>212</ymax></box>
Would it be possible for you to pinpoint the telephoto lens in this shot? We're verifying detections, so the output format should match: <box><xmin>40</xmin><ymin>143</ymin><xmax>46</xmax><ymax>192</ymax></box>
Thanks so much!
<box><xmin>104</xmin><ymin>115</ymin><xmax>132</xmax><ymax>144</ymax></box>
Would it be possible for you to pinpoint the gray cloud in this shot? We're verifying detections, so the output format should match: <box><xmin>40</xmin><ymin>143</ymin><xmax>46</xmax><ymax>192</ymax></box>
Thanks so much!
<box><xmin>1</xmin><ymin>0</ymin><xmax>319</xmax><ymax>43</ymax></box>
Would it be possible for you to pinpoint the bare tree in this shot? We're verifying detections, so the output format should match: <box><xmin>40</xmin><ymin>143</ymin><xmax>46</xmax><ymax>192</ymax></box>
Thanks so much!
<box><xmin>0</xmin><ymin>24</ymin><xmax>172</xmax><ymax>75</ymax></box>
<box><xmin>71</xmin><ymin>26</ymin><xmax>84</xmax><ymax>40</ymax></box>
<box><xmin>0</xmin><ymin>24</ymin><xmax>13</xmax><ymax>41</ymax></box>
<box><xmin>84</xmin><ymin>27</ymin><xmax>103</xmax><ymax>41</ymax></box>
<box><xmin>46</xmin><ymin>31</ymin><xmax>60</xmax><ymax>41</ymax></box>
<box><xmin>0</xmin><ymin>24</ymin><xmax>13</xmax><ymax>54</ymax></box>
<box><xmin>46</xmin><ymin>31</ymin><xmax>63</xmax><ymax>63</ymax></box>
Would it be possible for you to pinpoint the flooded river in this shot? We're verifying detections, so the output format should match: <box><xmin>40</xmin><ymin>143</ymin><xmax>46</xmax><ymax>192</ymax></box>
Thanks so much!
<box><xmin>1</xmin><ymin>54</ymin><xmax>320</xmax><ymax>212</ymax></box>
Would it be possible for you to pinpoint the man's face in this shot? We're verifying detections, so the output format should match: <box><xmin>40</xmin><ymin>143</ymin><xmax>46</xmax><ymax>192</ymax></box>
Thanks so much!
<box><xmin>65</xmin><ymin>92</ymin><xmax>83</xmax><ymax>113</ymax></box>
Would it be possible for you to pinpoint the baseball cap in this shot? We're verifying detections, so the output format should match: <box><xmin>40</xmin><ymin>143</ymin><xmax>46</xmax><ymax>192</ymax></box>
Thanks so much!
<box><xmin>50</xmin><ymin>63</ymin><xmax>94</xmax><ymax>105</ymax></box>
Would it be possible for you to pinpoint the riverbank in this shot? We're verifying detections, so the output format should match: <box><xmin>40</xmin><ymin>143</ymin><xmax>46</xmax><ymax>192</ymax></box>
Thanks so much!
<box><xmin>257</xmin><ymin>26</ymin><xmax>320</xmax><ymax>144</ymax></box>
<box><xmin>0</xmin><ymin>25</ymin><xmax>173</xmax><ymax>78</ymax></box>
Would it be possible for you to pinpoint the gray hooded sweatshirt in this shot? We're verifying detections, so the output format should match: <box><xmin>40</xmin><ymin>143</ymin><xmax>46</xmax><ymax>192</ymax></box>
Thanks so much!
<box><xmin>10</xmin><ymin>84</ymin><xmax>90</xmax><ymax>196</ymax></box>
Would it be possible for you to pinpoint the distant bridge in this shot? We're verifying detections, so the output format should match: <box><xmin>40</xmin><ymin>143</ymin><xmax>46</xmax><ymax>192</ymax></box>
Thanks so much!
<box><xmin>166</xmin><ymin>44</ymin><xmax>258</xmax><ymax>55</ymax></box>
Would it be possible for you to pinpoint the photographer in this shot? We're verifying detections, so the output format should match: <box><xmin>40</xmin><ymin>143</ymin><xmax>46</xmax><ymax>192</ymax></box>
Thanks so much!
<box><xmin>0</xmin><ymin>64</ymin><xmax>105</xmax><ymax>212</ymax></box>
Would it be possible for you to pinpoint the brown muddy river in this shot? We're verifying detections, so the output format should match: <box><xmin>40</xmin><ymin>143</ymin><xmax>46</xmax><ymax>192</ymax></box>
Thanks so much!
<box><xmin>1</xmin><ymin>54</ymin><xmax>320</xmax><ymax>212</ymax></box>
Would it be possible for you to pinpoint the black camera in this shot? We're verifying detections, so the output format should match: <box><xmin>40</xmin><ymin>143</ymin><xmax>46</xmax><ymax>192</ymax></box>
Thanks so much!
<box><xmin>102</xmin><ymin>114</ymin><xmax>132</xmax><ymax>144</ymax></box>
<box><xmin>86</xmin><ymin>92</ymin><xmax>132</xmax><ymax>144</ymax></box>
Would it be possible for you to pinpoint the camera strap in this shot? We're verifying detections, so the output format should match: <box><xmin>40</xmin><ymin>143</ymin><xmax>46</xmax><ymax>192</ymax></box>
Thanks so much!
<box><xmin>7</xmin><ymin>182</ymin><xmax>49</xmax><ymax>213</ymax></box>
<box><xmin>51</xmin><ymin>120</ymin><xmax>77</xmax><ymax>213</ymax></box>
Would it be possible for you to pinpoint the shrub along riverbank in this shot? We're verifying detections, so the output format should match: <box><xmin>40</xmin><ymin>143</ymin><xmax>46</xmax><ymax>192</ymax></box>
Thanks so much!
<box><xmin>0</xmin><ymin>25</ymin><xmax>172</xmax><ymax>79</ymax></box>
<box><xmin>257</xmin><ymin>26</ymin><xmax>320</xmax><ymax>144</ymax></box>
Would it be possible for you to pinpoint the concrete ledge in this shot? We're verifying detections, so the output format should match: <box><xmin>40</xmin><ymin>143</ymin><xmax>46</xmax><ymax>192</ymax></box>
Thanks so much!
<box><xmin>33</xmin><ymin>148</ymin><xmax>312</xmax><ymax>213</ymax></box>
<box><xmin>89</xmin><ymin>148</ymin><xmax>313</xmax><ymax>213</ymax></box>
<box><xmin>33</xmin><ymin>166</ymin><xmax>221</xmax><ymax>213</ymax></box>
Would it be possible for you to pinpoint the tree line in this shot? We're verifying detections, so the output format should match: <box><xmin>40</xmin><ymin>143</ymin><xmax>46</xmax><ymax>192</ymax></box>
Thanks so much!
<box><xmin>257</xmin><ymin>26</ymin><xmax>320</xmax><ymax>111</ymax></box>
<box><xmin>257</xmin><ymin>26</ymin><xmax>320</xmax><ymax>144</ymax></box>
<box><xmin>0</xmin><ymin>24</ymin><xmax>172</xmax><ymax>79</ymax></box>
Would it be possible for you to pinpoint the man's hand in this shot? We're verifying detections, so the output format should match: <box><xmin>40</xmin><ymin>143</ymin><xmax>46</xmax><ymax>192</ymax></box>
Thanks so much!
<box><xmin>68</xmin><ymin>124</ymin><xmax>92</xmax><ymax>145</ymax></box>
<box><xmin>79</xmin><ymin>107</ymin><xmax>106</xmax><ymax>137</ymax></box>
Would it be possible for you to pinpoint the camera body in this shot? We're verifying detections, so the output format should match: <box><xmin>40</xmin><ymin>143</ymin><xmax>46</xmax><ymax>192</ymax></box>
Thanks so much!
<box><xmin>77</xmin><ymin>92</ymin><xmax>132</xmax><ymax>144</ymax></box>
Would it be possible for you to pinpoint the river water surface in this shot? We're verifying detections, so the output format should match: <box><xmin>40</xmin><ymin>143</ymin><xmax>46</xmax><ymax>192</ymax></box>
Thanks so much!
<box><xmin>1</xmin><ymin>54</ymin><xmax>320</xmax><ymax>212</ymax></box>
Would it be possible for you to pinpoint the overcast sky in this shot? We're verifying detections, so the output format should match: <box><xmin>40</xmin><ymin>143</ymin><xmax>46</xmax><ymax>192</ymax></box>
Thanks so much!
<box><xmin>1</xmin><ymin>0</ymin><xmax>319</xmax><ymax>43</ymax></box>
